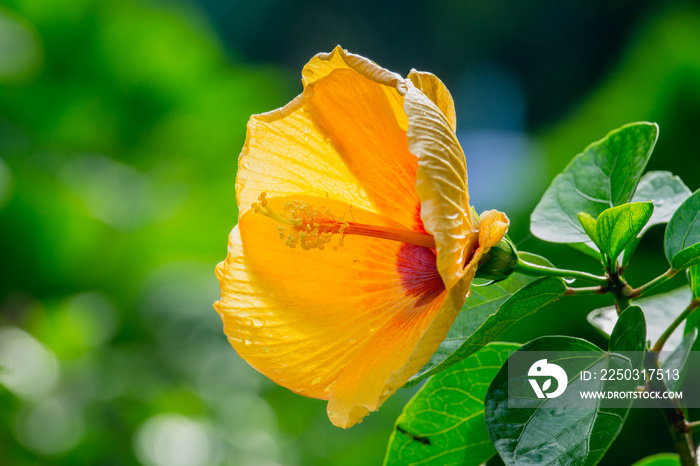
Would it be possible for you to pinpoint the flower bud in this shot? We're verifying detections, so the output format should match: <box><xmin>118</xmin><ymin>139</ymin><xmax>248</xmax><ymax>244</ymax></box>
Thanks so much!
<box><xmin>475</xmin><ymin>238</ymin><xmax>518</xmax><ymax>281</ymax></box>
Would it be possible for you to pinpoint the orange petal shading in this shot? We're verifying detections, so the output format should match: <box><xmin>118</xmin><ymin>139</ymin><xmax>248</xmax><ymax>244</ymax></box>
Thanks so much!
<box><xmin>302</xmin><ymin>46</ymin><xmax>407</xmax><ymax>130</ymax></box>
<box><xmin>237</xmin><ymin>46</ymin><xmax>415</xmax><ymax>225</ymax></box>
<box><xmin>307</xmin><ymin>68</ymin><xmax>420</xmax><ymax>230</ymax></box>
<box><xmin>214</xmin><ymin>196</ymin><xmax>457</xmax><ymax>427</ymax></box>
<box><xmin>237</xmin><ymin>89</ymin><xmax>376</xmax><ymax>218</ymax></box>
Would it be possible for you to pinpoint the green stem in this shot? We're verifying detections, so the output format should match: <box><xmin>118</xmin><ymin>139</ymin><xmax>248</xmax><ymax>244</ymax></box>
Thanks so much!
<box><xmin>663</xmin><ymin>407</ymin><xmax>697</xmax><ymax>466</ymax></box>
<box><xmin>652</xmin><ymin>300</ymin><xmax>700</xmax><ymax>352</ymax></box>
<box><xmin>564</xmin><ymin>286</ymin><xmax>609</xmax><ymax>296</ymax></box>
<box><xmin>685</xmin><ymin>421</ymin><xmax>700</xmax><ymax>434</ymax></box>
<box><xmin>647</xmin><ymin>353</ymin><xmax>698</xmax><ymax>466</ymax></box>
<box><xmin>608</xmin><ymin>271</ymin><xmax>633</xmax><ymax>313</ymax></box>
<box><xmin>630</xmin><ymin>268</ymin><xmax>679</xmax><ymax>299</ymax></box>
<box><xmin>514</xmin><ymin>259</ymin><xmax>609</xmax><ymax>286</ymax></box>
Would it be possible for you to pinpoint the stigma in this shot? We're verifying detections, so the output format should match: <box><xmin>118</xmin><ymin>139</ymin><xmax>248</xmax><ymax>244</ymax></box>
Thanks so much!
<box><xmin>251</xmin><ymin>192</ymin><xmax>436</xmax><ymax>250</ymax></box>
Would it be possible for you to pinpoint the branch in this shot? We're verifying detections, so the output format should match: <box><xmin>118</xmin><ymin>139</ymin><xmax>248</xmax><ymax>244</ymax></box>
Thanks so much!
<box><xmin>630</xmin><ymin>268</ymin><xmax>679</xmax><ymax>299</ymax></box>
<box><xmin>646</xmin><ymin>353</ymin><xmax>697</xmax><ymax>466</ymax></box>
<box><xmin>684</xmin><ymin>420</ymin><xmax>700</xmax><ymax>434</ymax></box>
<box><xmin>514</xmin><ymin>259</ymin><xmax>609</xmax><ymax>286</ymax></box>
<box><xmin>663</xmin><ymin>406</ymin><xmax>698</xmax><ymax>466</ymax></box>
<box><xmin>652</xmin><ymin>300</ymin><xmax>700</xmax><ymax>352</ymax></box>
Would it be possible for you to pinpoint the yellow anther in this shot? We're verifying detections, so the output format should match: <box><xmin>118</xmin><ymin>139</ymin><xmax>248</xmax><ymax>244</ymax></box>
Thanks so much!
<box><xmin>254</xmin><ymin>194</ymin><xmax>343</xmax><ymax>251</ymax></box>
<box><xmin>253</xmin><ymin>192</ymin><xmax>436</xmax><ymax>251</ymax></box>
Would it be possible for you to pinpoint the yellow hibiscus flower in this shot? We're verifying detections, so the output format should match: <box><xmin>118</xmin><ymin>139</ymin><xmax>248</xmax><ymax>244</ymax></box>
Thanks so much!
<box><xmin>214</xmin><ymin>46</ymin><xmax>509</xmax><ymax>428</ymax></box>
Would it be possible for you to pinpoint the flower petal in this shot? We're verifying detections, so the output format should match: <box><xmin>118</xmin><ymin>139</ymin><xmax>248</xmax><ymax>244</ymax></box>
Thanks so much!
<box><xmin>408</xmin><ymin>70</ymin><xmax>457</xmax><ymax>133</ymax></box>
<box><xmin>214</xmin><ymin>195</ymin><xmax>450</xmax><ymax>427</ymax></box>
<box><xmin>461</xmin><ymin>210</ymin><xmax>511</xmax><ymax>287</ymax></box>
<box><xmin>237</xmin><ymin>47</ymin><xmax>419</xmax><ymax>228</ymax></box>
<box><xmin>301</xmin><ymin>46</ymin><xmax>408</xmax><ymax>135</ymax></box>
<box><xmin>326</xmin><ymin>288</ymin><xmax>450</xmax><ymax>427</ymax></box>
<box><xmin>404</xmin><ymin>81</ymin><xmax>476</xmax><ymax>289</ymax></box>
<box><xmin>477</xmin><ymin>210</ymin><xmax>510</xmax><ymax>249</ymax></box>
<box><xmin>302</xmin><ymin>46</ymin><xmax>405</xmax><ymax>91</ymax></box>
<box><xmin>328</xmin><ymin>277</ymin><xmax>463</xmax><ymax>427</ymax></box>
<box><xmin>306</xmin><ymin>68</ymin><xmax>422</xmax><ymax>230</ymax></box>
<box><xmin>237</xmin><ymin>89</ymin><xmax>376</xmax><ymax>218</ymax></box>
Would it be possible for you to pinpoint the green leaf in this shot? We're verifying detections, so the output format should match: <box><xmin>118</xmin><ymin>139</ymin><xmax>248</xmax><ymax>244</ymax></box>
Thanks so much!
<box><xmin>631</xmin><ymin>171</ymin><xmax>691</xmax><ymax>235</ymax></box>
<box><xmin>609</xmin><ymin>306</ymin><xmax>646</xmax><ymax>371</ymax></box>
<box><xmin>577</xmin><ymin>212</ymin><xmax>602</xmax><ymax>253</ymax></box>
<box><xmin>669</xmin><ymin>244</ymin><xmax>700</xmax><ymax>271</ymax></box>
<box><xmin>384</xmin><ymin>343</ymin><xmax>519</xmax><ymax>466</ymax></box>
<box><xmin>620</xmin><ymin>172</ymin><xmax>688</xmax><ymax>265</ymax></box>
<box><xmin>531</xmin><ymin>122</ymin><xmax>658</xmax><ymax>243</ymax></box>
<box><xmin>408</xmin><ymin>275</ymin><xmax>566</xmax><ymax>386</ymax></box>
<box><xmin>485</xmin><ymin>337</ymin><xmax>635</xmax><ymax>466</ymax></box>
<box><xmin>685</xmin><ymin>266</ymin><xmax>700</xmax><ymax>335</ymax></box>
<box><xmin>662</xmin><ymin>329</ymin><xmax>697</xmax><ymax>391</ymax></box>
<box><xmin>631</xmin><ymin>453</ymin><xmax>680</xmax><ymax>466</ymax></box>
<box><xmin>609</xmin><ymin>305</ymin><xmax>646</xmax><ymax>353</ymax></box>
<box><xmin>688</xmin><ymin>265</ymin><xmax>700</xmax><ymax>301</ymax></box>
<box><xmin>596</xmin><ymin>202</ymin><xmax>654</xmax><ymax>266</ymax></box>
<box><xmin>664</xmin><ymin>189</ymin><xmax>700</xmax><ymax>270</ymax></box>
<box><xmin>588</xmin><ymin>286</ymin><xmax>693</xmax><ymax>351</ymax></box>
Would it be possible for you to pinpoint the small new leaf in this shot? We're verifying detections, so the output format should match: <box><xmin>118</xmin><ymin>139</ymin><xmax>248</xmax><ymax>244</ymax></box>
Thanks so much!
<box><xmin>631</xmin><ymin>453</ymin><xmax>680</xmax><ymax>466</ymax></box>
<box><xmin>664</xmin><ymin>189</ymin><xmax>700</xmax><ymax>270</ymax></box>
<box><xmin>596</xmin><ymin>202</ymin><xmax>654</xmax><ymax>267</ymax></box>
<box><xmin>689</xmin><ymin>265</ymin><xmax>700</xmax><ymax>301</ymax></box>
<box><xmin>531</xmin><ymin>122</ymin><xmax>658</xmax><ymax>243</ymax></box>
<box><xmin>620</xmin><ymin>172</ymin><xmax>691</xmax><ymax>266</ymax></box>
<box><xmin>577</xmin><ymin>212</ymin><xmax>601</xmax><ymax>252</ymax></box>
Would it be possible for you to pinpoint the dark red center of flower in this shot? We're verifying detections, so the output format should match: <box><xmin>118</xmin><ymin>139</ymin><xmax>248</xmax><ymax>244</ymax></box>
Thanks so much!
<box><xmin>396</xmin><ymin>243</ymin><xmax>445</xmax><ymax>307</ymax></box>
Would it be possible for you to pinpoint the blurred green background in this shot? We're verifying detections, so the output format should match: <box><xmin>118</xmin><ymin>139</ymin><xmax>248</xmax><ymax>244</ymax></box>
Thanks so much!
<box><xmin>1</xmin><ymin>0</ymin><xmax>699</xmax><ymax>464</ymax></box>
